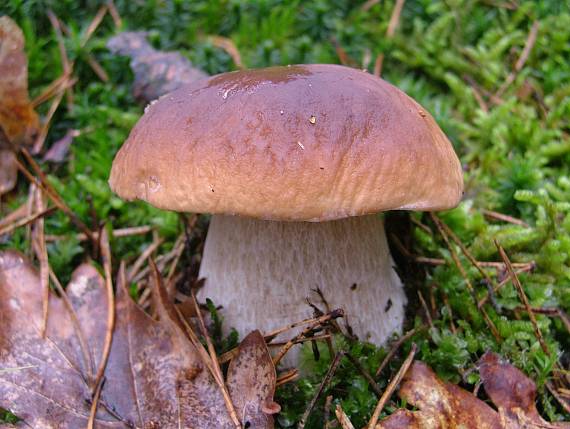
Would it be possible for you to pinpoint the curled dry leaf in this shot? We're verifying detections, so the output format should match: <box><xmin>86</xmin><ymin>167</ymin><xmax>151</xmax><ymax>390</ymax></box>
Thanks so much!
<box><xmin>376</xmin><ymin>353</ymin><xmax>569</xmax><ymax>429</ymax></box>
<box><xmin>0</xmin><ymin>250</ymin><xmax>277</xmax><ymax>428</ymax></box>
<box><xmin>0</xmin><ymin>16</ymin><xmax>39</xmax><ymax>196</ymax></box>
<box><xmin>0</xmin><ymin>16</ymin><xmax>39</xmax><ymax>147</ymax></box>
<box><xmin>106</xmin><ymin>32</ymin><xmax>208</xmax><ymax>103</ymax></box>
<box><xmin>227</xmin><ymin>331</ymin><xmax>281</xmax><ymax>428</ymax></box>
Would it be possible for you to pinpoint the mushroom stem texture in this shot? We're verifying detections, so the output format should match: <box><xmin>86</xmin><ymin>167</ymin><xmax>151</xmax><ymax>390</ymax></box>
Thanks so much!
<box><xmin>198</xmin><ymin>214</ymin><xmax>406</xmax><ymax>350</ymax></box>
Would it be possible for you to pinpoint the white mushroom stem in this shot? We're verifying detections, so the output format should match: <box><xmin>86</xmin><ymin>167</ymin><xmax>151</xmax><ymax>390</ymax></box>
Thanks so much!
<box><xmin>198</xmin><ymin>214</ymin><xmax>406</xmax><ymax>352</ymax></box>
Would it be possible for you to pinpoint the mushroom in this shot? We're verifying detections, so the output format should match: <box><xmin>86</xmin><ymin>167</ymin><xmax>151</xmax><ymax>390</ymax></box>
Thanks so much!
<box><xmin>109</xmin><ymin>64</ymin><xmax>463</xmax><ymax>351</ymax></box>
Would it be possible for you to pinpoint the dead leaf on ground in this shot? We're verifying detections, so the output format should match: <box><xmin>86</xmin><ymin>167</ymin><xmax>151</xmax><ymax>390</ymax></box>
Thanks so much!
<box><xmin>106</xmin><ymin>32</ymin><xmax>208</xmax><ymax>103</ymax></box>
<box><xmin>0</xmin><ymin>16</ymin><xmax>40</xmax><ymax>196</ymax></box>
<box><xmin>376</xmin><ymin>353</ymin><xmax>569</xmax><ymax>429</ymax></box>
<box><xmin>0</xmin><ymin>250</ymin><xmax>277</xmax><ymax>428</ymax></box>
<box><xmin>42</xmin><ymin>129</ymin><xmax>80</xmax><ymax>163</ymax></box>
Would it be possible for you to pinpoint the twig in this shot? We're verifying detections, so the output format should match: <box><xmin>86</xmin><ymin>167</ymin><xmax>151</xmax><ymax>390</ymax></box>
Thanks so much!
<box><xmin>495</xmin><ymin>21</ymin><xmax>539</xmax><ymax>98</ymax></box>
<box><xmin>367</xmin><ymin>343</ymin><xmax>417</xmax><ymax>429</ymax></box>
<box><xmin>106</xmin><ymin>0</ymin><xmax>123</xmax><ymax>28</ymax></box>
<box><xmin>31</xmin><ymin>73</ymin><xmax>75</xmax><ymax>108</ymax></box>
<box><xmin>31</xmin><ymin>188</ymin><xmax>49</xmax><ymax>337</ymax></box>
<box><xmin>297</xmin><ymin>351</ymin><xmax>345</xmax><ymax>429</ymax></box>
<box><xmin>32</xmin><ymin>88</ymin><xmax>65</xmax><ymax>154</ymax></box>
<box><xmin>87</xmin><ymin>377</ymin><xmax>104</xmax><ymax>429</ymax></box>
<box><xmin>92</xmin><ymin>228</ymin><xmax>116</xmax><ymax>393</ymax></box>
<box><xmin>323</xmin><ymin>395</ymin><xmax>333</xmax><ymax>429</ymax></box>
<box><xmin>373</xmin><ymin>0</ymin><xmax>405</xmax><ymax>77</ymax></box>
<box><xmin>46</xmin><ymin>10</ymin><xmax>73</xmax><ymax>109</ymax></box>
<box><xmin>127</xmin><ymin>237</ymin><xmax>163</xmax><ymax>283</ymax></box>
<box><xmin>49</xmin><ymin>268</ymin><xmax>94</xmax><ymax>382</ymax></box>
<box><xmin>375</xmin><ymin>327</ymin><xmax>418</xmax><ymax>377</ymax></box>
<box><xmin>417</xmin><ymin>290</ymin><xmax>433</xmax><ymax>329</ymax></box>
<box><xmin>209</xmin><ymin>35</ymin><xmax>244</xmax><ymax>69</ymax></box>
<box><xmin>190</xmin><ymin>291</ymin><xmax>241</xmax><ymax>429</ymax></box>
<box><xmin>81</xmin><ymin>5</ymin><xmax>108</xmax><ymax>47</ymax></box>
<box><xmin>272</xmin><ymin>310</ymin><xmax>344</xmax><ymax>366</ymax></box>
<box><xmin>335</xmin><ymin>404</ymin><xmax>355</xmax><ymax>429</ymax></box>
<box><xmin>430</xmin><ymin>213</ymin><xmax>502</xmax><ymax>342</ymax></box>
<box><xmin>496</xmin><ymin>241</ymin><xmax>549</xmax><ymax>355</ymax></box>
<box><xmin>276</xmin><ymin>369</ymin><xmax>299</xmax><ymax>387</ymax></box>
<box><xmin>345</xmin><ymin>353</ymin><xmax>383</xmax><ymax>397</ymax></box>
<box><xmin>431</xmin><ymin>213</ymin><xmax>499</xmax><ymax>295</ymax></box>
<box><xmin>45</xmin><ymin>225</ymin><xmax>153</xmax><ymax>242</ymax></box>
<box><xmin>513</xmin><ymin>307</ymin><xmax>570</xmax><ymax>333</ymax></box>
<box><xmin>477</xmin><ymin>264</ymin><xmax>535</xmax><ymax>308</ymax></box>
<box><xmin>481</xmin><ymin>209</ymin><xmax>529</xmax><ymax>227</ymax></box>
<box><xmin>16</xmin><ymin>150</ymin><xmax>95</xmax><ymax>243</ymax></box>
<box><xmin>0</xmin><ymin>206</ymin><xmax>56</xmax><ymax>236</ymax></box>
<box><xmin>546</xmin><ymin>382</ymin><xmax>570</xmax><ymax>415</ymax></box>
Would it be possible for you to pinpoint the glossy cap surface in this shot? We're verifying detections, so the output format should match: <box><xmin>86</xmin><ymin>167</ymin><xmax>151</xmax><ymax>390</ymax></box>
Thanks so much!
<box><xmin>109</xmin><ymin>64</ymin><xmax>463</xmax><ymax>221</ymax></box>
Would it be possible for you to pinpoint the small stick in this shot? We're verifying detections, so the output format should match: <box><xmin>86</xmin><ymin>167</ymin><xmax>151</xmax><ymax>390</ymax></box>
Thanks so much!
<box><xmin>323</xmin><ymin>395</ymin><xmax>333</xmax><ymax>429</ymax></box>
<box><xmin>46</xmin><ymin>10</ymin><xmax>73</xmax><ymax>109</ymax></box>
<box><xmin>430</xmin><ymin>213</ymin><xmax>502</xmax><ymax>342</ymax></box>
<box><xmin>0</xmin><ymin>203</ymin><xmax>27</xmax><ymax>228</ymax></box>
<box><xmin>272</xmin><ymin>311</ymin><xmax>344</xmax><ymax>366</ymax></box>
<box><xmin>16</xmin><ymin>150</ymin><xmax>95</xmax><ymax>243</ymax></box>
<box><xmin>375</xmin><ymin>327</ymin><xmax>418</xmax><ymax>377</ymax></box>
<box><xmin>92</xmin><ymin>228</ymin><xmax>116</xmax><ymax>394</ymax></box>
<box><xmin>209</xmin><ymin>35</ymin><xmax>244</xmax><ymax>69</ymax></box>
<box><xmin>496</xmin><ymin>242</ymin><xmax>549</xmax><ymax>355</ymax></box>
<box><xmin>276</xmin><ymin>369</ymin><xmax>299</xmax><ymax>387</ymax></box>
<box><xmin>127</xmin><ymin>237</ymin><xmax>163</xmax><ymax>282</ymax></box>
<box><xmin>335</xmin><ymin>404</ymin><xmax>356</xmax><ymax>429</ymax></box>
<box><xmin>107</xmin><ymin>0</ymin><xmax>123</xmax><ymax>28</ymax></box>
<box><xmin>45</xmin><ymin>225</ymin><xmax>153</xmax><ymax>242</ymax></box>
<box><xmin>513</xmin><ymin>307</ymin><xmax>570</xmax><ymax>333</ymax></box>
<box><xmin>367</xmin><ymin>343</ymin><xmax>417</xmax><ymax>429</ymax></box>
<box><xmin>477</xmin><ymin>265</ymin><xmax>535</xmax><ymax>308</ymax></box>
<box><xmin>87</xmin><ymin>377</ymin><xmax>104</xmax><ymax>429</ymax></box>
<box><xmin>31</xmin><ymin>188</ymin><xmax>49</xmax><ymax>337</ymax></box>
<box><xmin>373</xmin><ymin>0</ymin><xmax>405</xmax><ymax>77</ymax></box>
<box><xmin>33</xmin><ymin>88</ymin><xmax>65</xmax><ymax>154</ymax></box>
<box><xmin>345</xmin><ymin>353</ymin><xmax>383</xmax><ymax>397</ymax></box>
<box><xmin>495</xmin><ymin>21</ymin><xmax>539</xmax><ymax>98</ymax></box>
<box><xmin>297</xmin><ymin>351</ymin><xmax>345</xmax><ymax>429</ymax></box>
<box><xmin>0</xmin><ymin>206</ymin><xmax>56</xmax><ymax>236</ymax></box>
<box><xmin>417</xmin><ymin>290</ymin><xmax>433</xmax><ymax>329</ymax></box>
<box><xmin>481</xmin><ymin>209</ymin><xmax>529</xmax><ymax>227</ymax></box>
<box><xmin>431</xmin><ymin>213</ymin><xmax>499</xmax><ymax>295</ymax></box>
<box><xmin>546</xmin><ymin>381</ymin><xmax>570</xmax><ymax>415</ymax></box>
<box><xmin>81</xmin><ymin>5</ymin><xmax>108</xmax><ymax>47</ymax></box>
<box><xmin>49</xmin><ymin>268</ymin><xmax>94</xmax><ymax>382</ymax></box>
<box><xmin>190</xmin><ymin>291</ymin><xmax>241</xmax><ymax>429</ymax></box>
<box><xmin>264</xmin><ymin>308</ymin><xmax>344</xmax><ymax>342</ymax></box>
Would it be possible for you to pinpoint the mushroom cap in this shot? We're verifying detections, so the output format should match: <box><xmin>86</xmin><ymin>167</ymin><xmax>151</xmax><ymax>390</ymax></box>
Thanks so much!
<box><xmin>109</xmin><ymin>64</ymin><xmax>463</xmax><ymax>221</ymax></box>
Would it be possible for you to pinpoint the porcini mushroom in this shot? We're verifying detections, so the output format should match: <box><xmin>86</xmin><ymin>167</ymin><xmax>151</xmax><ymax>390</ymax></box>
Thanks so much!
<box><xmin>109</xmin><ymin>64</ymin><xmax>463</xmax><ymax>349</ymax></box>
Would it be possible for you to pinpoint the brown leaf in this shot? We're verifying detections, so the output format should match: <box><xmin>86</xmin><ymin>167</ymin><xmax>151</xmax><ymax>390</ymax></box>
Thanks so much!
<box><xmin>0</xmin><ymin>251</ymin><xmax>276</xmax><ymax>428</ymax></box>
<box><xmin>0</xmin><ymin>149</ymin><xmax>17</xmax><ymax>196</ymax></box>
<box><xmin>227</xmin><ymin>331</ymin><xmax>280</xmax><ymax>429</ymax></box>
<box><xmin>106</xmin><ymin>32</ymin><xmax>208</xmax><ymax>103</ymax></box>
<box><xmin>376</xmin><ymin>355</ymin><xmax>569</xmax><ymax>429</ymax></box>
<box><xmin>0</xmin><ymin>16</ymin><xmax>39</xmax><ymax>147</ymax></box>
<box><xmin>43</xmin><ymin>129</ymin><xmax>79</xmax><ymax>163</ymax></box>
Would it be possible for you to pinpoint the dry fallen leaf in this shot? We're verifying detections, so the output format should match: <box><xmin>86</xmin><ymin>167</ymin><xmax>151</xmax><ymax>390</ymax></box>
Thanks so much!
<box><xmin>106</xmin><ymin>32</ymin><xmax>208</xmax><ymax>103</ymax></box>
<box><xmin>0</xmin><ymin>16</ymin><xmax>39</xmax><ymax>146</ymax></box>
<box><xmin>0</xmin><ymin>250</ymin><xmax>277</xmax><ymax>428</ymax></box>
<box><xmin>0</xmin><ymin>16</ymin><xmax>39</xmax><ymax>196</ymax></box>
<box><xmin>376</xmin><ymin>353</ymin><xmax>569</xmax><ymax>429</ymax></box>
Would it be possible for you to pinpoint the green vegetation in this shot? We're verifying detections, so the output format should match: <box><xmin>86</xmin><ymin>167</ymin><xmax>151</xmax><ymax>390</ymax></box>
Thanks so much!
<box><xmin>1</xmin><ymin>0</ymin><xmax>569</xmax><ymax>427</ymax></box>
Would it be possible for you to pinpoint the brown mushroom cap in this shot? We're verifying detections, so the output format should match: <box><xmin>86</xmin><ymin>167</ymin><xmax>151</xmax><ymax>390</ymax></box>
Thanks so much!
<box><xmin>109</xmin><ymin>64</ymin><xmax>463</xmax><ymax>221</ymax></box>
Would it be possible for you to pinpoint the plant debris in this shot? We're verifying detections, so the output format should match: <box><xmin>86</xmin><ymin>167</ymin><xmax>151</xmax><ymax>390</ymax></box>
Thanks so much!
<box><xmin>0</xmin><ymin>16</ymin><xmax>39</xmax><ymax>196</ymax></box>
<box><xmin>0</xmin><ymin>250</ymin><xmax>277</xmax><ymax>428</ymax></box>
<box><xmin>373</xmin><ymin>352</ymin><xmax>569</xmax><ymax>429</ymax></box>
<box><xmin>106</xmin><ymin>32</ymin><xmax>208</xmax><ymax>103</ymax></box>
